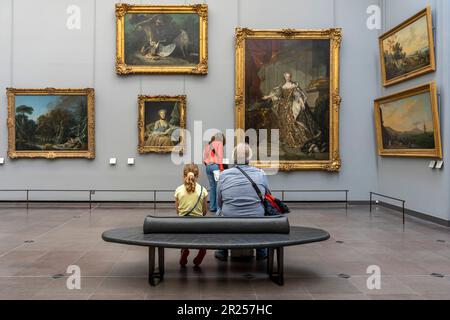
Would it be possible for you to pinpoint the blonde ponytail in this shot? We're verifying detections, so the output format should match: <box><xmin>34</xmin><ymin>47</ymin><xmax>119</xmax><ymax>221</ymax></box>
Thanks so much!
<box><xmin>183</xmin><ymin>164</ymin><xmax>199</xmax><ymax>193</ymax></box>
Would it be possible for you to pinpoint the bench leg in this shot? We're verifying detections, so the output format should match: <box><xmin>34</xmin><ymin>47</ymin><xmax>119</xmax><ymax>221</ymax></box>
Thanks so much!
<box><xmin>148</xmin><ymin>246</ymin><xmax>165</xmax><ymax>286</ymax></box>
<box><xmin>276</xmin><ymin>247</ymin><xmax>284</xmax><ymax>286</ymax></box>
<box><xmin>267</xmin><ymin>248</ymin><xmax>274</xmax><ymax>275</ymax></box>
<box><xmin>268</xmin><ymin>247</ymin><xmax>284</xmax><ymax>286</ymax></box>
<box><xmin>158</xmin><ymin>247</ymin><xmax>165</xmax><ymax>281</ymax></box>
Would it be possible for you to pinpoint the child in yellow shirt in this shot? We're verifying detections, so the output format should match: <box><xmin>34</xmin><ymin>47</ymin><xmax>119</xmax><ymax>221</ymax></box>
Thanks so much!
<box><xmin>174</xmin><ymin>164</ymin><xmax>208</xmax><ymax>267</ymax></box>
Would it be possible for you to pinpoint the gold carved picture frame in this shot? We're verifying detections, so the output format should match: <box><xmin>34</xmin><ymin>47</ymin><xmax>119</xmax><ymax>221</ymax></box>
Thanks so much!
<box><xmin>7</xmin><ymin>88</ymin><xmax>95</xmax><ymax>159</ymax></box>
<box><xmin>235</xmin><ymin>28</ymin><xmax>342</xmax><ymax>172</ymax></box>
<box><xmin>116</xmin><ymin>3</ymin><xmax>208</xmax><ymax>75</ymax></box>
<box><xmin>379</xmin><ymin>7</ymin><xmax>436</xmax><ymax>87</ymax></box>
<box><xmin>374</xmin><ymin>82</ymin><xmax>442</xmax><ymax>159</ymax></box>
<box><xmin>138</xmin><ymin>95</ymin><xmax>186</xmax><ymax>154</ymax></box>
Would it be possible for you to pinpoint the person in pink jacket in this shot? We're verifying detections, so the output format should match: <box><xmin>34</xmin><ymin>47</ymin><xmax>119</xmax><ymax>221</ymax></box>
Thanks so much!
<box><xmin>203</xmin><ymin>132</ymin><xmax>226</xmax><ymax>212</ymax></box>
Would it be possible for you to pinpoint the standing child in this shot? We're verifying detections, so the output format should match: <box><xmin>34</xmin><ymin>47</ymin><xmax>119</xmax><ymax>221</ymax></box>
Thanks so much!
<box><xmin>203</xmin><ymin>132</ymin><xmax>226</xmax><ymax>212</ymax></box>
<box><xmin>174</xmin><ymin>164</ymin><xmax>209</xmax><ymax>267</ymax></box>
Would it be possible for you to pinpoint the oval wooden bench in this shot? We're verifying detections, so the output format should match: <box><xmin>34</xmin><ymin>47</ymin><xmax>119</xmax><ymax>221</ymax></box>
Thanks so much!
<box><xmin>102</xmin><ymin>215</ymin><xmax>330</xmax><ymax>286</ymax></box>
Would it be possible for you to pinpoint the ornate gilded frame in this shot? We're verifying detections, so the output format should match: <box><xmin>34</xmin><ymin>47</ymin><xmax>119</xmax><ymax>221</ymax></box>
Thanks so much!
<box><xmin>7</xmin><ymin>88</ymin><xmax>95</xmax><ymax>159</ymax></box>
<box><xmin>379</xmin><ymin>7</ymin><xmax>435</xmax><ymax>87</ymax></box>
<box><xmin>374</xmin><ymin>82</ymin><xmax>442</xmax><ymax>159</ymax></box>
<box><xmin>235</xmin><ymin>28</ymin><xmax>342</xmax><ymax>172</ymax></box>
<box><xmin>138</xmin><ymin>95</ymin><xmax>186</xmax><ymax>154</ymax></box>
<box><xmin>116</xmin><ymin>3</ymin><xmax>208</xmax><ymax>75</ymax></box>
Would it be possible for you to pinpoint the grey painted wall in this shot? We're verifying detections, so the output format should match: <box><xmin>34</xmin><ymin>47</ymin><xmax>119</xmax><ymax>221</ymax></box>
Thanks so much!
<box><xmin>0</xmin><ymin>0</ymin><xmax>446</xmax><ymax>219</ymax></box>
<box><xmin>376</xmin><ymin>0</ymin><xmax>450</xmax><ymax>221</ymax></box>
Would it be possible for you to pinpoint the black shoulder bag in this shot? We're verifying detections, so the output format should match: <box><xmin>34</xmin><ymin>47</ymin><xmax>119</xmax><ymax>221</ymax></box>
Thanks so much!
<box><xmin>235</xmin><ymin>166</ymin><xmax>289</xmax><ymax>216</ymax></box>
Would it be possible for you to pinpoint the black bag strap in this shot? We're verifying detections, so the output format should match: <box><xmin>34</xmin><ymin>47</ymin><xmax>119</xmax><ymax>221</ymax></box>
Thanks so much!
<box><xmin>235</xmin><ymin>166</ymin><xmax>265</xmax><ymax>205</ymax></box>
<box><xmin>180</xmin><ymin>185</ymin><xmax>203</xmax><ymax>217</ymax></box>
<box><xmin>210</xmin><ymin>143</ymin><xmax>216</xmax><ymax>155</ymax></box>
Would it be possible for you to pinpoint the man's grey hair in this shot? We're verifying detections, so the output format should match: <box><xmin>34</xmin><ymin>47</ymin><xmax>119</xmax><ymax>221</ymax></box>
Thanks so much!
<box><xmin>233</xmin><ymin>143</ymin><xmax>253</xmax><ymax>165</ymax></box>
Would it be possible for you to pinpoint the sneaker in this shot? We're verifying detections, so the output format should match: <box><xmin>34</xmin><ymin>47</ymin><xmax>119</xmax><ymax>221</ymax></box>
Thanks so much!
<box><xmin>214</xmin><ymin>250</ymin><xmax>228</xmax><ymax>261</ymax></box>
<box><xmin>180</xmin><ymin>249</ymin><xmax>190</xmax><ymax>267</ymax></box>
<box><xmin>193</xmin><ymin>249</ymin><xmax>207</xmax><ymax>267</ymax></box>
<box><xmin>256</xmin><ymin>253</ymin><xmax>268</xmax><ymax>260</ymax></box>
<box><xmin>256</xmin><ymin>249</ymin><xmax>268</xmax><ymax>260</ymax></box>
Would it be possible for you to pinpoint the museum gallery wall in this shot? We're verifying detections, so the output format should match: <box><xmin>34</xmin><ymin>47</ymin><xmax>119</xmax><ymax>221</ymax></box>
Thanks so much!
<box><xmin>0</xmin><ymin>0</ymin><xmax>448</xmax><ymax>216</ymax></box>
<box><xmin>376</xmin><ymin>0</ymin><xmax>450</xmax><ymax>223</ymax></box>
<box><xmin>375</xmin><ymin>6</ymin><xmax>442</xmax><ymax>160</ymax></box>
<box><xmin>5</xmin><ymin>3</ymin><xmax>343</xmax><ymax>172</ymax></box>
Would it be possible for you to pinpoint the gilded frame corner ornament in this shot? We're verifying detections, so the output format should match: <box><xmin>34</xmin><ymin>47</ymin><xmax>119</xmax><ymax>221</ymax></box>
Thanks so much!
<box><xmin>6</xmin><ymin>87</ymin><xmax>95</xmax><ymax>160</ymax></box>
<box><xmin>138</xmin><ymin>95</ymin><xmax>186</xmax><ymax>154</ymax></box>
<box><xmin>115</xmin><ymin>3</ymin><xmax>208</xmax><ymax>75</ymax></box>
<box><xmin>234</xmin><ymin>28</ymin><xmax>342</xmax><ymax>172</ymax></box>
<box><xmin>379</xmin><ymin>6</ymin><xmax>435</xmax><ymax>87</ymax></box>
<box><xmin>374</xmin><ymin>82</ymin><xmax>442</xmax><ymax>159</ymax></box>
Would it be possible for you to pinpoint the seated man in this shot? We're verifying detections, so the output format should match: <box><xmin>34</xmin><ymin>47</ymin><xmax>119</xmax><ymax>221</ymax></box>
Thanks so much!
<box><xmin>215</xmin><ymin>143</ymin><xmax>269</xmax><ymax>261</ymax></box>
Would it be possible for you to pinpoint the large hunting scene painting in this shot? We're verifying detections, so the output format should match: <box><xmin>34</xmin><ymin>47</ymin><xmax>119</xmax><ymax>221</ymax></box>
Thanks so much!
<box><xmin>116</xmin><ymin>4</ymin><xmax>208</xmax><ymax>75</ymax></box>
<box><xmin>374</xmin><ymin>83</ymin><xmax>442</xmax><ymax>158</ymax></box>
<box><xmin>379</xmin><ymin>7</ymin><xmax>435</xmax><ymax>86</ymax></box>
<box><xmin>235</xmin><ymin>28</ymin><xmax>342</xmax><ymax>172</ymax></box>
<box><xmin>7</xmin><ymin>88</ymin><xmax>95</xmax><ymax>159</ymax></box>
<box><xmin>138</xmin><ymin>95</ymin><xmax>186</xmax><ymax>154</ymax></box>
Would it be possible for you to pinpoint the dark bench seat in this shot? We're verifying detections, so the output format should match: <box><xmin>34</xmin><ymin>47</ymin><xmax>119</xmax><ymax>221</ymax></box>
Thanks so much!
<box><xmin>102</xmin><ymin>215</ymin><xmax>330</xmax><ymax>286</ymax></box>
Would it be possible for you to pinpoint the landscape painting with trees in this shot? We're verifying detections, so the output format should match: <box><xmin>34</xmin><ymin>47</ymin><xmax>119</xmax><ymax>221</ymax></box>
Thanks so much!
<box><xmin>7</xmin><ymin>88</ymin><xmax>95</xmax><ymax>159</ymax></box>
<box><xmin>379</xmin><ymin>7</ymin><xmax>435</xmax><ymax>86</ymax></box>
<box><xmin>374</xmin><ymin>83</ymin><xmax>442</xmax><ymax>159</ymax></box>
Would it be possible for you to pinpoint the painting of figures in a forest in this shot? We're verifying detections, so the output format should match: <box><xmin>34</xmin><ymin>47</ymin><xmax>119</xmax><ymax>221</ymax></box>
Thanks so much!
<box><xmin>138</xmin><ymin>95</ymin><xmax>186</xmax><ymax>153</ymax></box>
<box><xmin>379</xmin><ymin>7</ymin><xmax>435</xmax><ymax>86</ymax></box>
<box><xmin>7</xmin><ymin>88</ymin><xmax>95</xmax><ymax>159</ymax></box>
<box><xmin>116</xmin><ymin>4</ymin><xmax>208</xmax><ymax>74</ymax></box>
<box><xmin>235</xmin><ymin>28</ymin><xmax>342</xmax><ymax>171</ymax></box>
<box><xmin>374</xmin><ymin>83</ymin><xmax>442</xmax><ymax>158</ymax></box>
<box><xmin>14</xmin><ymin>95</ymin><xmax>88</xmax><ymax>151</ymax></box>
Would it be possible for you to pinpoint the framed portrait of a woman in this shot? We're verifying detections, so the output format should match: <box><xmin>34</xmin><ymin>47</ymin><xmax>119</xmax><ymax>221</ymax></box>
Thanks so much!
<box><xmin>235</xmin><ymin>28</ymin><xmax>342</xmax><ymax>171</ymax></box>
<box><xmin>138</xmin><ymin>95</ymin><xmax>186</xmax><ymax>154</ymax></box>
